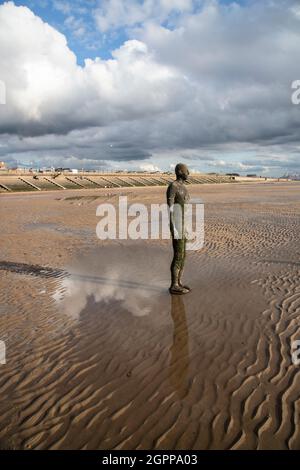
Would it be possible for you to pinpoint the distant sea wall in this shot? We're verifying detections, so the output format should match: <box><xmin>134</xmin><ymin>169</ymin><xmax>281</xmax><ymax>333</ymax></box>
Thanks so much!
<box><xmin>0</xmin><ymin>172</ymin><xmax>234</xmax><ymax>192</ymax></box>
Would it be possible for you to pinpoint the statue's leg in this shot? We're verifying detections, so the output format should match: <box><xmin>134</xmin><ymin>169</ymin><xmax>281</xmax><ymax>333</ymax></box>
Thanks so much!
<box><xmin>178</xmin><ymin>238</ymin><xmax>191</xmax><ymax>291</ymax></box>
<box><xmin>170</xmin><ymin>238</ymin><xmax>189</xmax><ymax>295</ymax></box>
<box><xmin>170</xmin><ymin>238</ymin><xmax>180</xmax><ymax>286</ymax></box>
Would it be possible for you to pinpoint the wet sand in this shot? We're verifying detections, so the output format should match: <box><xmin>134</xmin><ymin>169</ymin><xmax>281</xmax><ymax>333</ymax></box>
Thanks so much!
<box><xmin>0</xmin><ymin>182</ymin><xmax>300</xmax><ymax>449</ymax></box>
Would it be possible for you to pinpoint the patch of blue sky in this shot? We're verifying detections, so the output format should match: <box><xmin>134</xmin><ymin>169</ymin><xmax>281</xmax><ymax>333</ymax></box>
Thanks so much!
<box><xmin>3</xmin><ymin>0</ymin><xmax>252</xmax><ymax>65</ymax></box>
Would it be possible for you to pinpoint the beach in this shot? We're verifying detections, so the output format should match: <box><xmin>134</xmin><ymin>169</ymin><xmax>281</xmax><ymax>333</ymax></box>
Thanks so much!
<box><xmin>0</xmin><ymin>181</ymin><xmax>300</xmax><ymax>450</ymax></box>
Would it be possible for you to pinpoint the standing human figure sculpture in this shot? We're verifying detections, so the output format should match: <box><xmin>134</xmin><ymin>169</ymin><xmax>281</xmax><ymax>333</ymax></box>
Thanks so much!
<box><xmin>167</xmin><ymin>163</ymin><xmax>191</xmax><ymax>295</ymax></box>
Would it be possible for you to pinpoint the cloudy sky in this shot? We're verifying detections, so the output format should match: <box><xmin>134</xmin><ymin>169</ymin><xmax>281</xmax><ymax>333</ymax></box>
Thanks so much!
<box><xmin>0</xmin><ymin>0</ymin><xmax>300</xmax><ymax>175</ymax></box>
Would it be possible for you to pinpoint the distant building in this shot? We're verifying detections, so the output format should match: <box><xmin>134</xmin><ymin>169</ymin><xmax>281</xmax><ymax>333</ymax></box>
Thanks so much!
<box><xmin>0</xmin><ymin>161</ymin><xmax>7</xmax><ymax>170</ymax></box>
<box><xmin>283</xmin><ymin>174</ymin><xmax>300</xmax><ymax>181</ymax></box>
<box><xmin>55</xmin><ymin>168</ymin><xmax>71</xmax><ymax>173</ymax></box>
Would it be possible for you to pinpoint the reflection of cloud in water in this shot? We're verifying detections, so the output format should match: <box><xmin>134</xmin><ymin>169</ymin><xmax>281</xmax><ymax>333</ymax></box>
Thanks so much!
<box><xmin>53</xmin><ymin>244</ymin><xmax>170</xmax><ymax>320</ymax></box>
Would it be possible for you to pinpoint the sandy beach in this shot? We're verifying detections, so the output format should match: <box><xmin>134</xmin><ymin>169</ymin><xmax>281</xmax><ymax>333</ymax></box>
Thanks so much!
<box><xmin>0</xmin><ymin>181</ymin><xmax>300</xmax><ymax>450</ymax></box>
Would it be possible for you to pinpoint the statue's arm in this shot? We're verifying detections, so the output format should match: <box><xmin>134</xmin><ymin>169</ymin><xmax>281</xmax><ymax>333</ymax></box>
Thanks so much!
<box><xmin>167</xmin><ymin>183</ymin><xmax>175</xmax><ymax>207</ymax></box>
<box><xmin>167</xmin><ymin>184</ymin><xmax>178</xmax><ymax>237</ymax></box>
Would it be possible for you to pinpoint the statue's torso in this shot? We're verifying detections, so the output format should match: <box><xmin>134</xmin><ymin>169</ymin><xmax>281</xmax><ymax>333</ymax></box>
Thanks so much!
<box><xmin>167</xmin><ymin>180</ymin><xmax>190</xmax><ymax>207</ymax></box>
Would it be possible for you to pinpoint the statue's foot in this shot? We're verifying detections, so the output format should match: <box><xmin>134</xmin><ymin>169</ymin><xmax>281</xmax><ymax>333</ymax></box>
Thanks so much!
<box><xmin>179</xmin><ymin>283</ymin><xmax>191</xmax><ymax>291</ymax></box>
<box><xmin>169</xmin><ymin>285</ymin><xmax>190</xmax><ymax>295</ymax></box>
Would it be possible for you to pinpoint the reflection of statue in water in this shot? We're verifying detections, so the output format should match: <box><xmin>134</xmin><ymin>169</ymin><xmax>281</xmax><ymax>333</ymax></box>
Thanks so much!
<box><xmin>169</xmin><ymin>295</ymin><xmax>190</xmax><ymax>399</ymax></box>
<box><xmin>167</xmin><ymin>163</ymin><xmax>191</xmax><ymax>295</ymax></box>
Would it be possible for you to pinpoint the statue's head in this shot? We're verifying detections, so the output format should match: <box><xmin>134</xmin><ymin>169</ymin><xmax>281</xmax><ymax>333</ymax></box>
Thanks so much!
<box><xmin>175</xmin><ymin>163</ymin><xmax>189</xmax><ymax>181</ymax></box>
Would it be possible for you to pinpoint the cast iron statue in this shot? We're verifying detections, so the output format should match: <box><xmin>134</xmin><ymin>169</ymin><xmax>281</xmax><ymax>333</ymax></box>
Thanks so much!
<box><xmin>167</xmin><ymin>163</ymin><xmax>191</xmax><ymax>295</ymax></box>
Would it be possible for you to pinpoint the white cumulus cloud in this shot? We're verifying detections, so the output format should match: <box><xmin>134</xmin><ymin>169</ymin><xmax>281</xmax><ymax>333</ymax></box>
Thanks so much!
<box><xmin>0</xmin><ymin>1</ymin><xmax>300</xmax><ymax>175</ymax></box>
